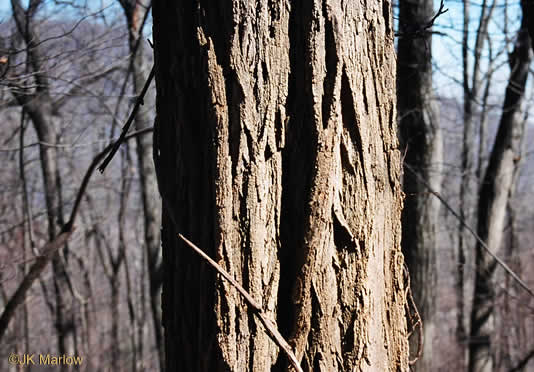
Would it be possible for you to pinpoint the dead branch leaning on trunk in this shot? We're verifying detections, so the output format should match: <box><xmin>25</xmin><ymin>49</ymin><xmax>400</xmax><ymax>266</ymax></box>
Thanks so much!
<box><xmin>178</xmin><ymin>233</ymin><xmax>303</xmax><ymax>372</ymax></box>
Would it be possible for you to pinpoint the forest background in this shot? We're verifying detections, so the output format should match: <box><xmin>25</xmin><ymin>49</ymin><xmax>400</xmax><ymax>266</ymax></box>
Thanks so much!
<box><xmin>1</xmin><ymin>0</ymin><xmax>534</xmax><ymax>371</ymax></box>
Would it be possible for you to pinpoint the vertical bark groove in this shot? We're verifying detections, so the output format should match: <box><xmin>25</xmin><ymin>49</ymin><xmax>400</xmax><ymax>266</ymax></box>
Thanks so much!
<box><xmin>153</xmin><ymin>0</ymin><xmax>408</xmax><ymax>370</ymax></box>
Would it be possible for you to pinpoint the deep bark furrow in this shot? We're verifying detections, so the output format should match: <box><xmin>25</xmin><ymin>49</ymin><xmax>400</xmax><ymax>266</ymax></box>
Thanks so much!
<box><xmin>153</xmin><ymin>0</ymin><xmax>408</xmax><ymax>370</ymax></box>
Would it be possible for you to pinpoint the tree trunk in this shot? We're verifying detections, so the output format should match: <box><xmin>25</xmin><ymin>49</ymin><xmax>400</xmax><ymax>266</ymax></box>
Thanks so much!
<box><xmin>118</xmin><ymin>1</ymin><xmax>165</xmax><ymax>368</ymax></box>
<box><xmin>10</xmin><ymin>1</ymin><xmax>76</xmax><ymax>362</ymax></box>
<box><xmin>468</xmin><ymin>11</ymin><xmax>531</xmax><ymax>372</ymax></box>
<box><xmin>111</xmin><ymin>272</ymin><xmax>121</xmax><ymax>372</ymax></box>
<box><xmin>457</xmin><ymin>2</ymin><xmax>496</xmax><ymax>365</ymax></box>
<box><xmin>152</xmin><ymin>1</ymin><xmax>408</xmax><ymax>371</ymax></box>
<box><xmin>131</xmin><ymin>45</ymin><xmax>165</xmax><ymax>372</ymax></box>
<box><xmin>397</xmin><ymin>0</ymin><xmax>443</xmax><ymax>370</ymax></box>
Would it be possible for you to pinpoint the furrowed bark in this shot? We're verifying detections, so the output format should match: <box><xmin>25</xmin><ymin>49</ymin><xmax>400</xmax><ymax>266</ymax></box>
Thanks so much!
<box><xmin>153</xmin><ymin>1</ymin><xmax>408</xmax><ymax>370</ymax></box>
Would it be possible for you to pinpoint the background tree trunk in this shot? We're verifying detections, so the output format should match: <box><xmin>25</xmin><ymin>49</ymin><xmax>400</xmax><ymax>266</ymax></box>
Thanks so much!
<box><xmin>152</xmin><ymin>1</ymin><xmax>408</xmax><ymax>371</ymax></box>
<box><xmin>10</xmin><ymin>0</ymin><xmax>76</xmax><ymax>363</ymax></box>
<box><xmin>397</xmin><ymin>0</ymin><xmax>443</xmax><ymax>370</ymax></box>
<box><xmin>468</xmin><ymin>9</ymin><xmax>531</xmax><ymax>372</ymax></box>
<box><xmin>457</xmin><ymin>2</ymin><xmax>495</xmax><ymax>363</ymax></box>
<box><xmin>118</xmin><ymin>1</ymin><xmax>164</xmax><ymax>368</ymax></box>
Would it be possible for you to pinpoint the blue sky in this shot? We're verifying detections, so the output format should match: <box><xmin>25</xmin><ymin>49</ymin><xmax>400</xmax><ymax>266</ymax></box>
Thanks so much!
<box><xmin>0</xmin><ymin>0</ymin><xmax>524</xmax><ymax>102</ymax></box>
<box><xmin>430</xmin><ymin>0</ymin><xmax>523</xmax><ymax>99</ymax></box>
<box><xmin>0</xmin><ymin>0</ymin><xmax>118</xmax><ymax>20</ymax></box>
<box><xmin>0</xmin><ymin>0</ymin><xmax>12</xmax><ymax>15</ymax></box>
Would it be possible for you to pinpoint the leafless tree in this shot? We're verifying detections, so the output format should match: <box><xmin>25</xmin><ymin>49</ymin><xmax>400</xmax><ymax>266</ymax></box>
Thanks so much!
<box><xmin>115</xmin><ymin>1</ymin><xmax>164</xmax><ymax>369</ymax></box>
<box><xmin>397</xmin><ymin>0</ymin><xmax>443</xmax><ymax>370</ymax></box>
<box><xmin>468</xmin><ymin>3</ymin><xmax>532</xmax><ymax>371</ymax></box>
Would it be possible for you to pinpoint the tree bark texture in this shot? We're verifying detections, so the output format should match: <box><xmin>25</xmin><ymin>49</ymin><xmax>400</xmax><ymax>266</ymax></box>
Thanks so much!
<box><xmin>152</xmin><ymin>1</ymin><xmax>408</xmax><ymax>371</ymax></box>
<box><xmin>468</xmin><ymin>11</ymin><xmax>531</xmax><ymax>372</ymax></box>
<box><xmin>397</xmin><ymin>0</ymin><xmax>442</xmax><ymax>370</ymax></box>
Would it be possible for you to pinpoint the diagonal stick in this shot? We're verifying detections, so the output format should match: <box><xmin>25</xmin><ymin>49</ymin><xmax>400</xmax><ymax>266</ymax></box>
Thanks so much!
<box><xmin>178</xmin><ymin>233</ymin><xmax>303</xmax><ymax>372</ymax></box>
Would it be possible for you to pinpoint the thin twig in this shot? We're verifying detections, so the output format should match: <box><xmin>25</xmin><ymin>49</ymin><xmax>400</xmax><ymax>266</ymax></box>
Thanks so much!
<box><xmin>0</xmin><ymin>229</ymin><xmax>73</xmax><ymax>341</ymax></box>
<box><xmin>395</xmin><ymin>0</ymin><xmax>448</xmax><ymax>38</ymax></box>
<box><xmin>108</xmin><ymin>6</ymin><xmax>153</xmax><ymax>140</ymax></box>
<box><xmin>98</xmin><ymin>65</ymin><xmax>155</xmax><ymax>173</ymax></box>
<box><xmin>509</xmin><ymin>348</ymin><xmax>534</xmax><ymax>372</ymax></box>
<box><xmin>404</xmin><ymin>163</ymin><xmax>534</xmax><ymax>299</ymax></box>
<box><xmin>178</xmin><ymin>234</ymin><xmax>303</xmax><ymax>372</ymax></box>
<box><xmin>68</xmin><ymin>127</ymin><xmax>153</xmax><ymax>230</ymax></box>
<box><xmin>404</xmin><ymin>264</ymin><xmax>423</xmax><ymax>366</ymax></box>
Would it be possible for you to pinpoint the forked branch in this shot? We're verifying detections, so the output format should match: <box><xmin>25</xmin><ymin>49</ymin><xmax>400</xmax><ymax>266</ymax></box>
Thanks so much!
<box><xmin>395</xmin><ymin>0</ymin><xmax>448</xmax><ymax>38</ymax></box>
<box><xmin>0</xmin><ymin>127</ymin><xmax>153</xmax><ymax>341</ymax></box>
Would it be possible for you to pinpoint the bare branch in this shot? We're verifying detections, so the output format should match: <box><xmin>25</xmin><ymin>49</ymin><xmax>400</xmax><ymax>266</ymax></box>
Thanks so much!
<box><xmin>509</xmin><ymin>348</ymin><xmax>534</xmax><ymax>372</ymax></box>
<box><xmin>404</xmin><ymin>163</ymin><xmax>534</xmax><ymax>299</ymax></box>
<box><xmin>51</xmin><ymin>63</ymin><xmax>124</xmax><ymax>112</ymax></box>
<box><xmin>0</xmin><ymin>228</ymin><xmax>73</xmax><ymax>341</ymax></box>
<box><xmin>395</xmin><ymin>0</ymin><xmax>448</xmax><ymax>38</ymax></box>
<box><xmin>98</xmin><ymin>64</ymin><xmax>155</xmax><ymax>173</ymax></box>
<box><xmin>0</xmin><ymin>126</ymin><xmax>153</xmax><ymax>341</ymax></box>
<box><xmin>67</xmin><ymin>126</ymin><xmax>153</xmax><ymax>230</ymax></box>
<box><xmin>404</xmin><ymin>264</ymin><xmax>423</xmax><ymax>366</ymax></box>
